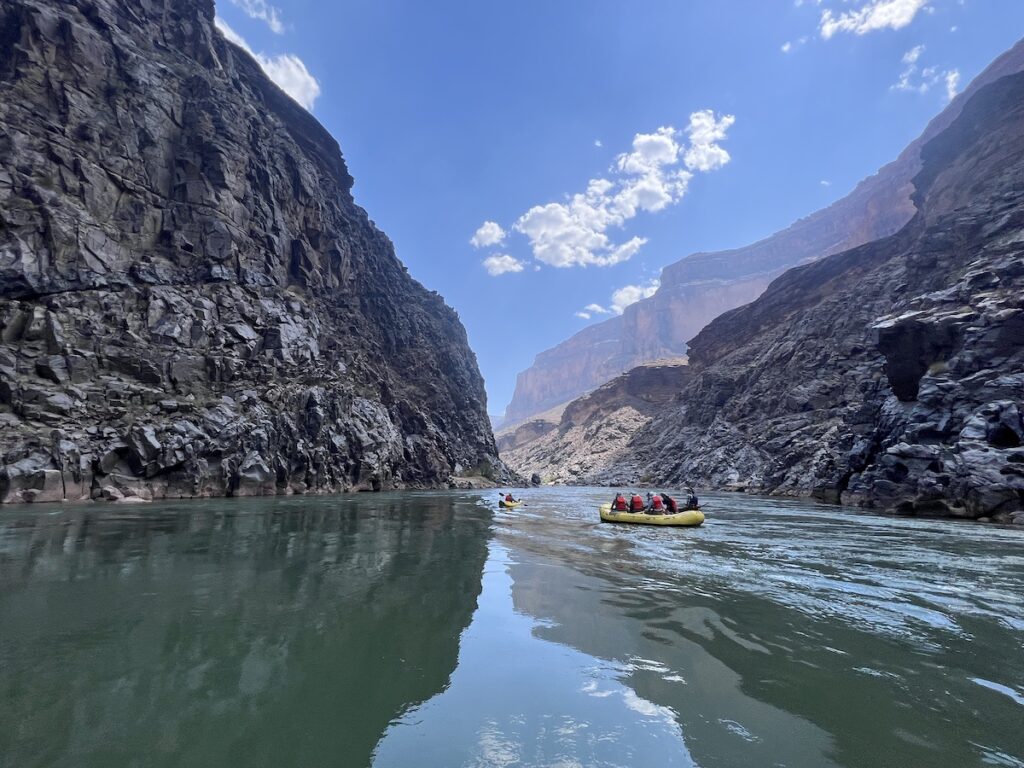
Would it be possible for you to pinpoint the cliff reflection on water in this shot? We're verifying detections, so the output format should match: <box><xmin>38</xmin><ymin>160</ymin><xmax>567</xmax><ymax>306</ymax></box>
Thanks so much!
<box><xmin>2</xmin><ymin>488</ymin><xmax>1023</xmax><ymax>768</ymax></box>
<box><xmin>0</xmin><ymin>494</ymin><xmax>491</xmax><ymax>768</ymax></box>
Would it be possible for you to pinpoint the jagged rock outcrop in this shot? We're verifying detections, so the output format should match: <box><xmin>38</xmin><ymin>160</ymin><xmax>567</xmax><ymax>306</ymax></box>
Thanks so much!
<box><xmin>501</xmin><ymin>359</ymin><xmax>689</xmax><ymax>484</ymax></box>
<box><xmin>0</xmin><ymin>0</ymin><xmax>501</xmax><ymax>502</ymax></box>
<box><xmin>502</xmin><ymin>39</ymin><xmax>1024</xmax><ymax>426</ymax></box>
<box><xmin>610</xmin><ymin>71</ymin><xmax>1024</xmax><ymax>523</ymax></box>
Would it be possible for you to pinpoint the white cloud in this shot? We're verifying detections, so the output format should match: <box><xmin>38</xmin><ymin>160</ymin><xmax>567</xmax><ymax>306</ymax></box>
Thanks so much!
<box><xmin>820</xmin><ymin>0</ymin><xmax>929</xmax><ymax>39</ymax></box>
<box><xmin>892</xmin><ymin>45</ymin><xmax>959</xmax><ymax>103</ymax></box>
<box><xmin>820</xmin><ymin>179</ymin><xmax>832</xmax><ymax>187</ymax></box>
<box><xmin>781</xmin><ymin>41</ymin><xmax>793</xmax><ymax>53</ymax></box>
<box><xmin>684</xmin><ymin>110</ymin><xmax>735</xmax><ymax>172</ymax></box>
<box><xmin>215</xmin><ymin>16</ymin><xmax>250</xmax><ymax>49</ymax></box>
<box><xmin>482</xmin><ymin>254</ymin><xmax>525</xmax><ymax>276</ymax></box>
<box><xmin>594</xmin><ymin>139</ymin><xmax>603</xmax><ymax>148</ymax></box>
<box><xmin>230</xmin><ymin>0</ymin><xmax>285</xmax><ymax>34</ymax></box>
<box><xmin>470</xmin><ymin>221</ymin><xmax>506</xmax><ymax>248</ymax></box>
<box><xmin>257</xmin><ymin>55</ymin><xmax>321</xmax><ymax>109</ymax></box>
<box><xmin>576</xmin><ymin>282</ymin><xmax>658</xmax><ymax>320</ymax></box>
<box><xmin>215</xmin><ymin>18</ymin><xmax>320</xmax><ymax>110</ymax></box>
<box><xmin>945</xmin><ymin>69</ymin><xmax>961</xmax><ymax>102</ymax></box>
<box><xmin>506</xmin><ymin>113</ymin><xmax>733</xmax><ymax>269</ymax></box>
<box><xmin>611</xmin><ymin>280</ymin><xmax>660</xmax><ymax>314</ymax></box>
<box><xmin>903</xmin><ymin>44</ymin><xmax>925</xmax><ymax>64</ymax></box>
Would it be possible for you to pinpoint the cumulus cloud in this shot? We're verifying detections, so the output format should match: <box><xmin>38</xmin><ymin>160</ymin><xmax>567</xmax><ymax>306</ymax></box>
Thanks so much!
<box><xmin>230</xmin><ymin>0</ymin><xmax>285</xmax><ymax>34</ymax></box>
<box><xmin>892</xmin><ymin>45</ymin><xmax>959</xmax><ymax>103</ymax></box>
<box><xmin>215</xmin><ymin>16</ymin><xmax>250</xmax><ymax>49</ymax></box>
<box><xmin>903</xmin><ymin>44</ymin><xmax>925</xmax><ymax>65</ymax></box>
<box><xmin>611</xmin><ymin>280</ymin><xmax>660</xmax><ymax>314</ymax></box>
<box><xmin>257</xmin><ymin>55</ymin><xmax>321</xmax><ymax>109</ymax></box>
<box><xmin>684</xmin><ymin>111</ymin><xmax>736</xmax><ymax>172</ymax></box>
<box><xmin>214</xmin><ymin>18</ymin><xmax>320</xmax><ymax>110</ymax></box>
<box><xmin>577</xmin><ymin>281</ymin><xmax>659</xmax><ymax>319</ymax></box>
<box><xmin>500</xmin><ymin>112</ymin><xmax>733</xmax><ymax>269</ymax></box>
<box><xmin>482</xmin><ymin>254</ymin><xmax>525</xmax><ymax>276</ymax></box>
<box><xmin>820</xmin><ymin>0</ymin><xmax>929</xmax><ymax>39</ymax></box>
<box><xmin>945</xmin><ymin>69</ymin><xmax>961</xmax><ymax>102</ymax></box>
<box><xmin>470</xmin><ymin>221</ymin><xmax>506</xmax><ymax>248</ymax></box>
<box><xmin>781</xmin><ymin>41</ymin><xmax>793</xmax><ymax>53</ymax></box>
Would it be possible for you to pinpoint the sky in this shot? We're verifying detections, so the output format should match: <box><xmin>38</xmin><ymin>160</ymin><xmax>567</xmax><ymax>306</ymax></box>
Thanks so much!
<box><xmin>213</xmin><ymin>0</ymin><xmax>1024</xmax><ymax>418</ymax></box>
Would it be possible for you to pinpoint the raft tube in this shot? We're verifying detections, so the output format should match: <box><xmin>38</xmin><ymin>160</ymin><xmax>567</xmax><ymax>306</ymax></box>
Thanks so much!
<box><xmin>499</xmin><ymin>499</ymin><xmax>524</xmax><ymax>509</ymax></box>
<box><xmin>599</xmin><ymin>503</ymin><xmax>704</xmax><ymax>527</ymax></box>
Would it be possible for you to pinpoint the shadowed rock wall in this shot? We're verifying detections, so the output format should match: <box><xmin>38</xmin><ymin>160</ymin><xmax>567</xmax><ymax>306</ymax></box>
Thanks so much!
<box><xmin>0</xmin><ymin>0</ymin><xmax>500</xmax><ymax>502</ymax></box>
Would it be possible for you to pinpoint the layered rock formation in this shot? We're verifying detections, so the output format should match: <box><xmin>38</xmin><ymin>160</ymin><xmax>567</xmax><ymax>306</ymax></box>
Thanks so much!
<box><xmin>612</xmin><ymin>71</ymin><xmax>1024</xmax><ymax>522</ymax></box>
<box><xmin>503</xmin><ymin>39</ymin><xmax>1024</xmax><ymax>426</ymax></box>
<box><xmin>0</xmin><ymin>0</ymin><xmax>501</xmax><ymax>502</ymax></box>
<box><xmin>501</xmin><ymin>359</ymin><xmax>688</xmax><ymax>484</ymax></box>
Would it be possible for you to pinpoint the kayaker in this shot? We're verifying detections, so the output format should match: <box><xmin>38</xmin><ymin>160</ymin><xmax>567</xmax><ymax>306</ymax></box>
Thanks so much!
<box><xmin>630</xmin><ymin>493</ymin><xmax>645</xmax><ymax>513</ymax></box>
<box><xmin>504</xmin><ymin>492</ymin><xmax>519</xmax><ymax>503</ymax></box>
<box><xmin>611</xmin><ymin>493</ymin><xmax>629</xmax><ymax>512</ymax></box>
<box><xmin>647</xmin><ymin>492</ymin><xmax>665</xmax><ymax>514</ymax></box>
<box><xmin>685</xmin><ymin>487</ymin><xmax>699</xmax><ymax>510</ymax></box>
<box><xmin>661</xmin><ymin>493</ymin><xmax>678</xmax><ymax>513</ymax></box>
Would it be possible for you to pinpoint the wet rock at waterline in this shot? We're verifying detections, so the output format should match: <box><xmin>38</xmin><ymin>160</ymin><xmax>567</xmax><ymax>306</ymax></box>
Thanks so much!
<box><xmin>0</xmin><ymin>0</ymin><xmax>504</xmax><ymax>503</ymax></box>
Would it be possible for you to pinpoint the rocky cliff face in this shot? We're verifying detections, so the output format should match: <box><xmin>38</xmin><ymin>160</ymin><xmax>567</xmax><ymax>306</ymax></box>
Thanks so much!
<box><xmin>612</xmin><ymin>71</ymin><xmax>1024</xmax><ymax>523</ymax></box>
<box><xmin>502</xmin><ymin>39</ymin><xmax>1024</xmax><ymax>426</ymax></box>
<box><xmin>0</xmin><ymin>0</ymin><xmax>500</xmax><ymax>503</ymax></box>
<box><xmin>501</xmin><ymin>359</ymin><xmax>689</xmax><ymax>484</ymax></box>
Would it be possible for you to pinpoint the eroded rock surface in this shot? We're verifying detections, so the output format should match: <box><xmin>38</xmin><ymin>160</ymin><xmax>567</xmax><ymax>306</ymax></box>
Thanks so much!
<box><xmin>0</xmin><ymin>0</ymin><xmax>501</xmax><ymax>502</ymax></box>
<box><xmin>612</xmin><ymin>72</ymin><xmax>1024</xmax><ymax>523</ymax></box>
<box><xmin>502</xmin><ymin>360</ymin><xmax>689</xmax><ymax>485</ymax></box>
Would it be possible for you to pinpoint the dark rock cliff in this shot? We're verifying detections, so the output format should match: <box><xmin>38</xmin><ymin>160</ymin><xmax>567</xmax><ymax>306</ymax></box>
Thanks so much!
<box><xmin>502</xmin><ymin>39</ymin><xmax>1024</xmax><ymax>427</ymax></box>
<box><xmin>615</xmin><ymin>71</ymin><xmax>1024</xmax><ymax>523</ymax></box>
<box><xmin>0</xmin><ymin>0</ymin><xmax>500</xmax><ymax>502</ymax></box>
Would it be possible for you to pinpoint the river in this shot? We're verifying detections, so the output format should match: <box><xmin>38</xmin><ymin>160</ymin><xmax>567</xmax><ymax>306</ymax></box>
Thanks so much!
<box><xmin>1</xmin><ymin>488</ymin><xmax>1021</xmax><ymax>767</ymax></box>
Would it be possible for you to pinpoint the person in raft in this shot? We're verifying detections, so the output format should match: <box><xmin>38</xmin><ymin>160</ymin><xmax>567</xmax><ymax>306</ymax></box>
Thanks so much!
<box><xmin>611</xmin><ymin>492</ymin><xmax>629</xmax><ymax>512</ymax></box>
<box><xmin>684</xmin><ymin>487</ymin><xmax>700</xmax><ymax>510</ymax></box>
<box><xmin>504</xmin><ymin>492</ymin><xmax>520</xmax><ymax>503</ymax></box>
<box><xmin>646</xmin><ymin>492</ymin><xmax>666</xmax><ymax>514</ymax></box>
<box><xmin>660</xmin><ymin>493</ymin><xmax>679</xmax><ymax>513</ymax></box>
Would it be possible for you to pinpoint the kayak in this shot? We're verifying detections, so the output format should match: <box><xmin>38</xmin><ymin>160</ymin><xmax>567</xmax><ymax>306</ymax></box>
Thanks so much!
<box><xmin>499</xmin><ymin>499</ymin><xmax>524</xmax><ymax>509</ymax></box>
<box><xmin>599</xmin><ymin>503</ymin><xmax>704</xmax><ymax>527</ymax></box>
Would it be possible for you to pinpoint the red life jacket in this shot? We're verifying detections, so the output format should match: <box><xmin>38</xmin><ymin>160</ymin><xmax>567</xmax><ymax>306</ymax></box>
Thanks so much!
<box><xmin>613</xmin><ymin>495</ymin><xmax>628</xmax><ymax>511</ymax></box>
<box><xmin>505</xmin><ymin>494</ymin><xmax>514</xmax><ymax>502</ymax></box>
<box><xmin>663</xmin><ymin>495</ymin><xmax>677</xmax><ymax>512</ymax></box>
<box><xmin>651</xmin><ymin>495</ymin><xmax>664</xmax><ymax>511</ymax></box>
<box><xmin>630</xmin><ymin>495</ymin><xmax>644</xmax><ymax>512</ymax></box>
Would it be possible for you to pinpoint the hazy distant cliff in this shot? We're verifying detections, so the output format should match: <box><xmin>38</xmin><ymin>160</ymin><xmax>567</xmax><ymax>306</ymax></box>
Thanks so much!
<box><xmin>501</xmin><ymin>359</ymin><xmax>689</xmax><ymax>485</ymax></box>
<box><xmin>502</xmin><ymin>39</ymin><xmax>1024</xmax><ymax>426</ymax></box>
<box><xmin>0</xmin><ymin>0</ymin><xmax>500</xmax><ymax>502</ymax></box>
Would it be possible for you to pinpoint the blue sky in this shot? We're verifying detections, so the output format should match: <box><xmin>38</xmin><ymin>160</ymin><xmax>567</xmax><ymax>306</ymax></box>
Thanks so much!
<box><xmin>214</xmin><ymin>0</ymin><xmax>1024</xmax><ymax>417</ymax></box>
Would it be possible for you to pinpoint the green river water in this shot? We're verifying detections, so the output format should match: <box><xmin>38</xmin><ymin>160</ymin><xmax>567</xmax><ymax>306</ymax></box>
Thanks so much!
<box><xmin>1</xmin><ymin>488</ymin><xmax>1022</xmax><ymax>767</ymax></box>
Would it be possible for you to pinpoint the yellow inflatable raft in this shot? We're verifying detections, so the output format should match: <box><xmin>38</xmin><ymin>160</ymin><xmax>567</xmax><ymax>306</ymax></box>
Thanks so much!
<box><xmin>499</xmin><ymin>499</ymin><xmax>524</xmax><ymax>509</ymax></box>
<box><xmin>599</xmin><ymin>503</ymin><xmax>704</xmax><ymax>527</ymax></box>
